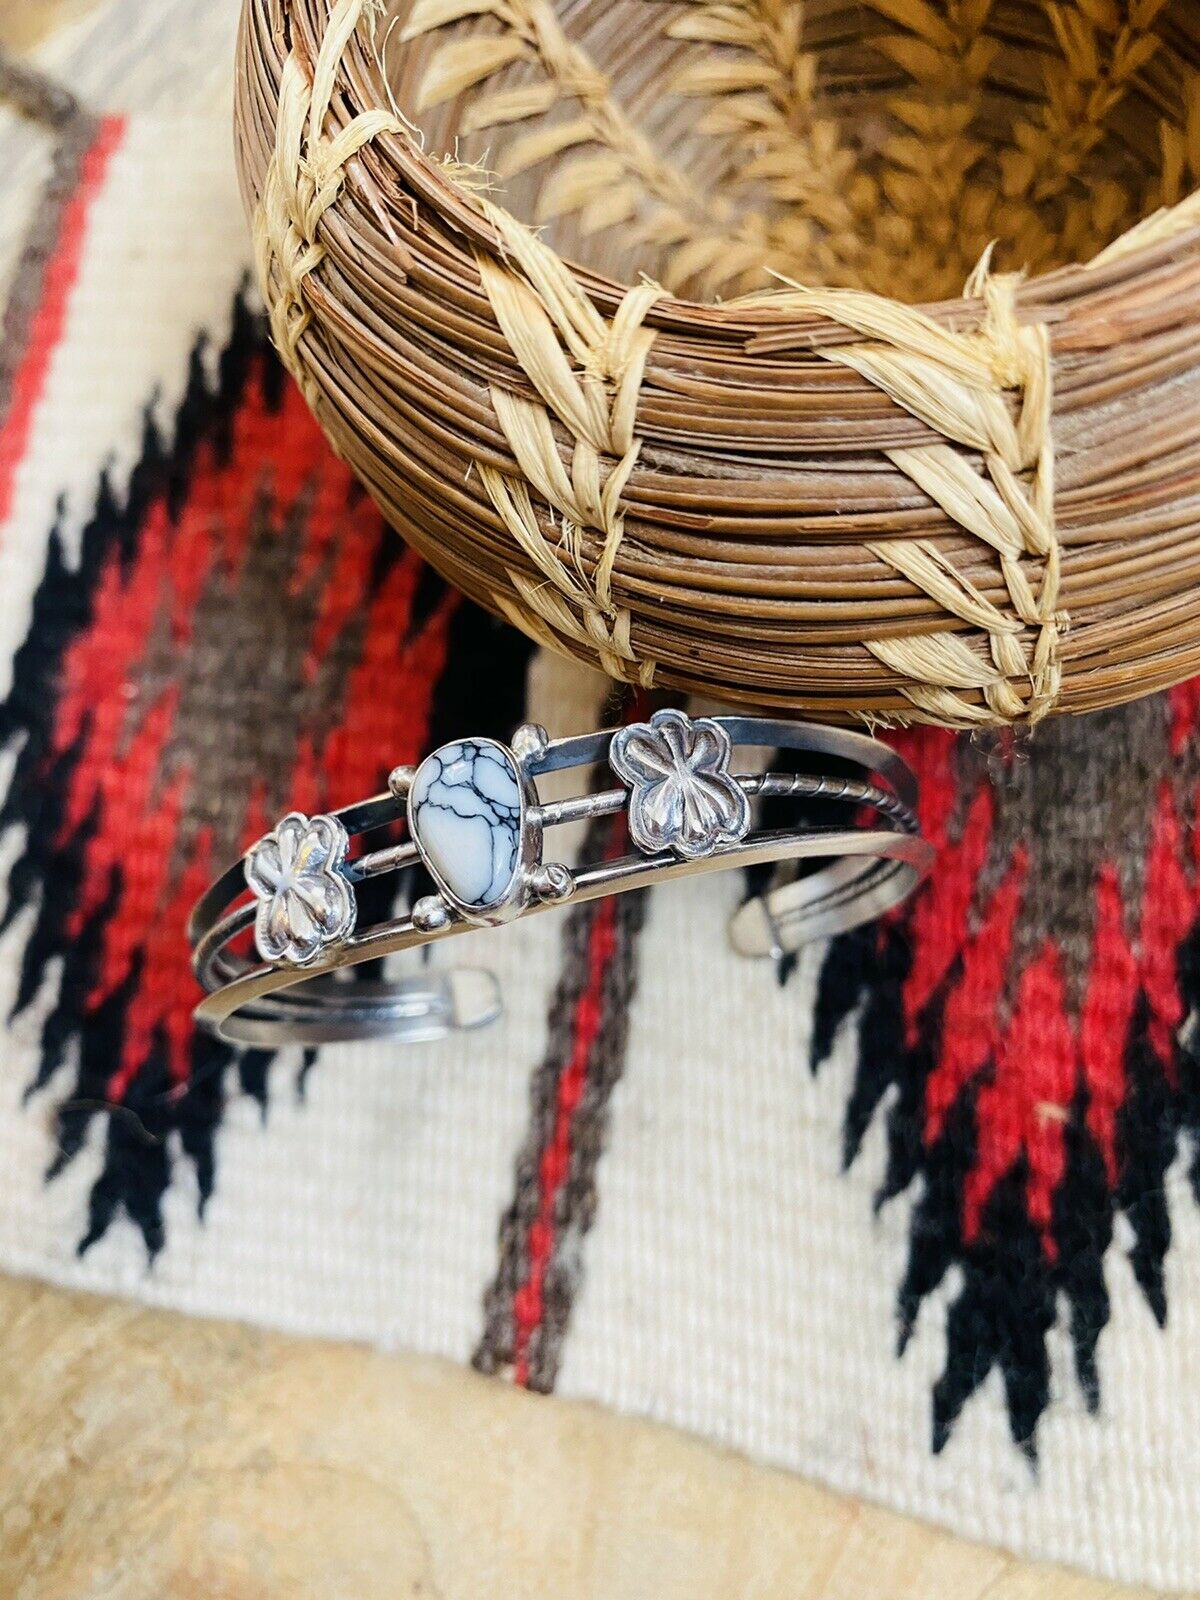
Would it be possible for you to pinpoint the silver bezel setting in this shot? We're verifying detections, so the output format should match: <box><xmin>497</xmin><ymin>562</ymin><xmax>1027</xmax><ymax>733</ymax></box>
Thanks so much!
<box><xmin>405</xmin><ymin>737</ymin><xmax>544</xmax><ymax>929</ymax></box>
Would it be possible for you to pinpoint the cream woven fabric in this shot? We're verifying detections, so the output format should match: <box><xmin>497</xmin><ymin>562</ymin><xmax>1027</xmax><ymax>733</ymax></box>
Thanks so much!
<box><xmin>0</xmin><ymin>3</ymin><xmax>1197</xmax><ymax>1589</ymax></box>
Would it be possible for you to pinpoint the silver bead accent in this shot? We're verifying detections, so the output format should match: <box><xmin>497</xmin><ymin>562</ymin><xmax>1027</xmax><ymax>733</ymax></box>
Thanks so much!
<box><xmin>510</xmin><ymin>722</ymin><xmax>549</xmax><ymax>766</ymax></box>
<box><xmin>412</xmin><ymin>894</ymin><xmax>451</xmax><ymax>932</ymax></box>
<box><xmin>388</xmin><ymin>764</ymin><xmax>417</xmax><ymax>797</ymax></box>
<box><xmin>530</xmin><ymin>862</ymin><xmax>575</xmax><ymax>903</ymax></box>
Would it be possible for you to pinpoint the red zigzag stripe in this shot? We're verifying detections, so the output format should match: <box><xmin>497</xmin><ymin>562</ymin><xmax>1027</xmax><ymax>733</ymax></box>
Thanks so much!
<box><xmin>0</xmin><ymin>115</ymin><xmax>126</xmax><ymax>530</ymax></box>
<box><xmin>476</xmin><ymin>806</ymin><xmax>645</xmax><ymax>1392</ymax></box>
<box><xmin>512</xmin><ymin>848</ymin><xmax>624</xmax><ymax>1386</ymax></box>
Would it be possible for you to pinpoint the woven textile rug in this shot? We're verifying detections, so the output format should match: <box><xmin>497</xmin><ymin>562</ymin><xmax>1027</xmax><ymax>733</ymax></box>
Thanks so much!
<box><xmin>1</xmin><ymin>3</ymin><xmax>1198</xmax><ymax>1589</ymax></box>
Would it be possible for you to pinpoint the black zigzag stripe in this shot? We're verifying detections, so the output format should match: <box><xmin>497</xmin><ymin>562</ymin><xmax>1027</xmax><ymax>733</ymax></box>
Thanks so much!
<box><xmin>810</xmin><ymin>909</ymin><xmax>1200</xmax><ymax>1459</ymax></box>
<box><xmin>0</xmin><ymin>290</ymin><xmax>537</xmax><ymax>1256</ymax></box>
<box><xmin>0</xmin><ymin>296</ymin><xmax>266</xmax><ymax>1254</ymax></box>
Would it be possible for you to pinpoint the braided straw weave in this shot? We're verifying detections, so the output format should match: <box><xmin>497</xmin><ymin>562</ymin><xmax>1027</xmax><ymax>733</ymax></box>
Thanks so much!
<box><xmin>236</xmin><ymin>0</ymin><xmax>1200</xmax><ymax>726</ymax></box>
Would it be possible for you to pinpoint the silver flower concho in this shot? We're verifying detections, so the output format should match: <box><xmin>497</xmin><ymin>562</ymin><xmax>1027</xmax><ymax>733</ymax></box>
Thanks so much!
<box><xmin>609</xmin><ymin>709</ymin><xmax>751</xmax><ymax>861</ymax></box>
<box><xmin>245</xmin><ymin>812</ymin><xmax>356</xmax><ymax>966</ymax></box>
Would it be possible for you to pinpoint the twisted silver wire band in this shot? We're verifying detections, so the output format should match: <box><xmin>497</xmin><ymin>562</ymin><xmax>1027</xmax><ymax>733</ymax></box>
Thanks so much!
<box><xmin>189</xmin><ymin>714</ymin><xmax>933</xmax><ymax>1047</ymax></box>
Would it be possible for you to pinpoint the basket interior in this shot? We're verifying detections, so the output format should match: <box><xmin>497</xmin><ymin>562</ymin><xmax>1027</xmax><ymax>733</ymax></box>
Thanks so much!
<box><xmin>383</xmin><ymin>0</ymin><xmax>1200</xmax><ymax>302</ymax></box>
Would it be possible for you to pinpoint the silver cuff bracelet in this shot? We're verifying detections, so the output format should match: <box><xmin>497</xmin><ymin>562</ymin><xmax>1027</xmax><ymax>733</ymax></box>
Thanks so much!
<box><xmin>189</xmin><ymin>709</ymin><xmax>932</xmax><ymax>1047</ymax></box>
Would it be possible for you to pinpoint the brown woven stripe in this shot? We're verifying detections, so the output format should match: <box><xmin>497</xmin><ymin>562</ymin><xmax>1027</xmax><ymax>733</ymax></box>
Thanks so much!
<box><xmin>0</xmin><ymin>56</ymin><xmax>96</xmax><ymax>432</ymax></box>
<box><xmin>474</xmin><ymin>805</ymin><xmax>647</xmax><ymax>1388</ymax></box>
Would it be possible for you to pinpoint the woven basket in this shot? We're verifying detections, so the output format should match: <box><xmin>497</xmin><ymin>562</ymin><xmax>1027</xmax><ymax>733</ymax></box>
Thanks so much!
<box><xmin>235</xmin><ymin>0</ymin><xmax>1200</xmax><ymax>726</ymax></box>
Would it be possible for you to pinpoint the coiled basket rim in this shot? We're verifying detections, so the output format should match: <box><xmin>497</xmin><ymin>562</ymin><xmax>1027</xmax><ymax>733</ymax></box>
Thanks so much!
<box><xmin>235</xmin><ymin>0</ymin><xmax>1200</xmax><ymax>728</ymax></box>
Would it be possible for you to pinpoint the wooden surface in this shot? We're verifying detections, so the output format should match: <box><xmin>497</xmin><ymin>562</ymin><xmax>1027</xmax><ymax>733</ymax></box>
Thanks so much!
<box><xmin>0</xmin><ymin>1273</ymin><xmax>1180</xmax><ymax>1600</ymax></box>
<box><xmin>0</xmin><ymin>0</ymin><xmax>100</xmax><ymax>52</ymax></box>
